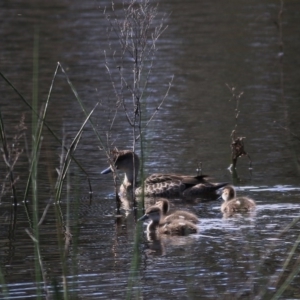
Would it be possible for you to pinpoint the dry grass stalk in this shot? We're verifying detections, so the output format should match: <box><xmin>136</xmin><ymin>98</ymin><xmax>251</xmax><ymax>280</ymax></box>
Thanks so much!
<box><xmin>103</xmin><ymin>0</ymin><xmax>172</xmax><ymax>209</ymax></box>
<box><xmin>226</xmin><ymin>85</ymin><xmax>252</xmax><ymax>171</ymax></box>
<box><xmin>0</xmin><ymin>113</ymin><xmax>26</xmax><ymax>202</ymax></box>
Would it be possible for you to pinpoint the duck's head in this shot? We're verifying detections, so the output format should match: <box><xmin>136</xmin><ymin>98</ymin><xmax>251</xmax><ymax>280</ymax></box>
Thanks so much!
<box><xmin>138</xmin><ymin>206</ymin><xmax>161</xmax><ymax>223</ymax></box>
<box><xmin>101</xmin><ymin>150</ymin><xmax>140</xmax><ymax>184</ymax></box>
<box><xmin>221</xmin><ymin>185</ymin><xmax>236</xmax><ymax>201</ymax></box>
<box><xmin>154</xmin><ymin>198</ymin><xmax>170</xmax><ymax>215</ymax></box>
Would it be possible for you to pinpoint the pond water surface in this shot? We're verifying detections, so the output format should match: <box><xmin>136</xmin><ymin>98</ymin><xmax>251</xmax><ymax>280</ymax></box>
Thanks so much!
<box><xmin>1</xmin><ymin>0</ymin><xmax>300</xmax><ymax>299</ymax></box>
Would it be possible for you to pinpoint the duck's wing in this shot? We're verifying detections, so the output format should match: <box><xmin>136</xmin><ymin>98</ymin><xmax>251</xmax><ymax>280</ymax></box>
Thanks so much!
<box><xmin>221</xmin><ymin>197</ymin><xmax>256</xmax><ymax>214</ymax></box>
<box><xmin>141</xmin><ymin>174</ymin><xmax>214</xmax><ymax>197</ymax></box>
<box><xmin>145</xmin><ymin>174</ymin><xmax>208</xmax><ymax>184</ymax></box>
<box><xmin>144</xmin><ymin>174</ymin><xmax>183</xmax><ymax>184</ymax></box>
<box><xmin>180</xmin><ymin>175</ymin><xmax>210</xmax><ymax>186</ymax></box>
<box><xmin>164</xmin><ymin>211</ymin><xmax>199</xmax><ymax>224</ymax></box>
<box><xmin>144</xmin><ymin>174</ymin><xmax>172</xmax><ymax>184</ymax></box>
<box><xmin>141</xmin><ymin>174</ymin><xmax>185</xmax><ymax>197</ymax></box>
<box><xmin>183</xmin><ymin>182</ymin><xmax>228</xmax><ymax>197</ymax></box>
<box><xmin>161</xmin><ymin>219</ymin><xmax>198</xmax><ymax>235</ymax></box>
<box><xmin>238</xmin><ymin>197</ymin><xmax>256</xmax><ymax>209</ymax></box>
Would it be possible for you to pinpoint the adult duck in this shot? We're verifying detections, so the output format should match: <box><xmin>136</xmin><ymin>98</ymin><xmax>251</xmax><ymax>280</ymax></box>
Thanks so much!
<box><xmin>220</xmin><ymin>185</ymin><xmax>256</xmax><ymax>214</ymax></box>
<box><xmin>101</xmin><ymin>150</ymin><xmax>227</xmax><ymax>197</ymax></box>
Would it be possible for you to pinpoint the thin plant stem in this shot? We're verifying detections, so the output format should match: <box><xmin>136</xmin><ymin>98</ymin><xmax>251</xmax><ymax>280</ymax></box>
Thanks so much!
<box><xmin>270</xmin><ymin>232</ymin><xmax>300</xmax><ymax>299</ymax></box>
<box><xmin>55</xmin><ymin>103</ymin><xmax>98</xmax><ymax>202</ymax></box>
<box><xmin>25</xmin><ymin>229</ymin><xmax>50</xmax><ymax>300</ymax></box>
<box><xmin>0</xmin><ymin>67</ymin><xmax>93</xmax><ymax>198</ymax></box>
<box><xmin>126</xmin><ymin>222</ymin><xmax>143</xmax><ymax>299</ymax></box>
<box><xmin>104</xmin><ymin>0</ymin><xmax>170</xmax><ymax>209</ymax></box>
<box><xmin>57</xmin><ymin>62</ymin><xmax>104</xmax><ymax>148</ymax></box>
<box><xmin>0</xmin><ymin>266</ymin><xmax>9</xmax><ymax>299</ymax></box>
<box><xmin>0</xmin><ymin>109</ymin><xmax>18</xmax><ymax>205</ymax></box>
<box><xmin>31</xmin><ymin>25</ymin><xmax>42</xmax><ymax>300</ymax></box>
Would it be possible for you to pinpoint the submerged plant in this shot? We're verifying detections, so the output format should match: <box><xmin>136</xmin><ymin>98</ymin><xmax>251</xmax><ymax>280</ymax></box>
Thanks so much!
<box><xmin>226</xmin><ymin>84</ymin><xmax>252</xmax><ymax>172</ymax></box>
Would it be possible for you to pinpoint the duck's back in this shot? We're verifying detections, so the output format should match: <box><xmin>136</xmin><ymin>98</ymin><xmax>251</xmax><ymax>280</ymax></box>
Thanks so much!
<box><xmin>145</xmin><ymin>174</ymin><xmax>207</xmax><ymax>184</ymax></box>
<box><xmin>160</xmin><ymin>219</ymin><xmax>198</xmax><ymax>235</ymax></box>
<box><xmin>164</xmin><ymin>210</ymin><xmax>199</xmax><ymax>224</ymax></box>
<box><xmin>221</xmin><ymin>197</ymin><xmax>256</xmax><ymax>213</ymax></box>
<box><xmin>136</xmin><ymin>174</ymin><xmax>184</xmax><ymax>196</ymax></box>
<box><xmin>136</xmin><ymin>174</ymin><xmax>212</xmax><ymax>197</ymax></box>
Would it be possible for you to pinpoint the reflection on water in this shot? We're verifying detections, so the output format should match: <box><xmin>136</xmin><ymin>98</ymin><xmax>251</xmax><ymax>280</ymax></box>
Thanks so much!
<box><xmin>2</xmin><ymin>189</ymin><xmax>300</xmax><ymax>299</ymax></box>
<box><xmin>1</xmin><ymin>0</ymin><xmax>300</xmax><ymax>299</ymax></box>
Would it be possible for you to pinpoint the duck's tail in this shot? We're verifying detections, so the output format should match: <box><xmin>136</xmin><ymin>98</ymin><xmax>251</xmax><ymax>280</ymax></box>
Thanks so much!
<box><xmin>213</xmin><ymin>182</ymin><xmax>229</xmax><ymax>190</ymax></box>
<box><xmin>201</xmin><ymin>182</ymin><xmax>229</xmax><ymax>193</ymax></box>
<box><xmin>182</xmin><ymin>182</ymin><xmax>229</xmax><ymax>198</ymax></box>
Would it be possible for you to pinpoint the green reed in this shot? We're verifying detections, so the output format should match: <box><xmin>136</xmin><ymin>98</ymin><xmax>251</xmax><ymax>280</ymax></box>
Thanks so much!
<box><xmin>0</xmin><ymin>266</ymin><xmax>9</xmax><ymax>300</ymax></box>
<box><xmin>0</xmin><ymin>66</ymin><xmax>94</xmax><ymax>202</ymax></box>
<box><xmin>1</xmin><ymin>34</ymin><xmax>99</xmax><ymax>300</ymax></box>
<box><xmin>31</xmin><ymin>25</ymin><xmax>43</xmax><ymax>300</ymax></box>
<box><xmin>125</xmin><ymin>205</ymin><xmax>144</xmax><ymax>300</ymax></box>
<box><xmin>271</xmin><ymin>231</ymin><xmax>300</xmax><ymax>299</ymax></box>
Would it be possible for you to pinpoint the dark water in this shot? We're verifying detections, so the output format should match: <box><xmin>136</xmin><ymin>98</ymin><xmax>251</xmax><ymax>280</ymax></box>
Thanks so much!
<box><xmin>1</xmin><ymin>0</ymin><xmax>300</xmax><ymax>299</ymax></box>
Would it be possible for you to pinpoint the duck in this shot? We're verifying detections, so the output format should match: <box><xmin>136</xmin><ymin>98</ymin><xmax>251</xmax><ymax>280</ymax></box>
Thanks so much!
<box><xmin>220</xmin><ymin>185</ymin><xmax>256</xmax><ymax>214</ymax></box>
<box><xmin>154</xmin><ymin>198</ymin><xmax>199</xmax><ymax>224</ymax></box>
<box><xmin>138</xmin><ymin>203</ymin><xmax>199</xmax><ymax>235</ymax></box>
<box><xmin>101</xmin><ymin>149</ymin><xmax>228</xmax><ymax>198</ymax></box>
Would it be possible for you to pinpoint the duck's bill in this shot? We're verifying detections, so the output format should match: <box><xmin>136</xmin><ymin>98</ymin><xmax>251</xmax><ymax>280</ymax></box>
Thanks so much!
<box><xmin>138</xmin><ymin>214</ymin><xmax>149</xmax><ymax>222</ymax></box>
<box><xmin>101</xmin><ymin>166</ymin><xmax>113</xmax><ymax>174</ymax></box>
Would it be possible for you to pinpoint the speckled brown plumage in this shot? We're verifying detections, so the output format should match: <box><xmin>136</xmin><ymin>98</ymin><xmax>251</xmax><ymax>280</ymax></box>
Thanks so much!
<box><xmin>101</xmin><ymin>150</ymin><xmax>227</xmax><ymax>197</ymax></box>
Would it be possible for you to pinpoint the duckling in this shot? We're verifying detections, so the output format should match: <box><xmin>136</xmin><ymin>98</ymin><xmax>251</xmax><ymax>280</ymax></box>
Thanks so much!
<box><xmin>154</xmin><ymin>198</ymin><xmax>199</xmax><ymax>224</ymax></box>
<box><xmin>101</xmin><ymin>149</ymin><xmax>227</xmax><ymax>197</ymax></box>
<box><xmin>138</xmin><ymin>204</ymin><xmax>199</xmax><ymax>236</ymax></box>
<box><xmin>220</xmin><ymin>185</ymin><xmax>256</xmax><ymax>214</ymax></box>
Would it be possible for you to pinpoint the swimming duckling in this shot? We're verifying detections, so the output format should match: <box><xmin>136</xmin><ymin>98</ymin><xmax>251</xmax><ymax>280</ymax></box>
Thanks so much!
<box><xmin>154</xmin><ymin>198</ymin><xmax>199</xmax><ymax>225</ymax></box>
<box><xmin>220</xmin><ymin>185</ymin><xmax>256</xmax><ymax>214</ymax></box>
<box><xmin>101</xmin><ymin>149</ymin><xmax>227</xmax><ymax>197</ymax></box>
<box><xmin>138</xmin><ymin>204</ymin><xmax>199</xmax><ymax>236</ymax></box>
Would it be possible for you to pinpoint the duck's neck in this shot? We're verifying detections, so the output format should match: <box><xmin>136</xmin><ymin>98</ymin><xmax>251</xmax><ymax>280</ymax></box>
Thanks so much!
<box><xmin>222</xmin><ymin>187</ymin><xmax>237</xmax><ymax>202</ymax></box>
<box><xmin>122</xmin><ymin>165</ymin><xmax>139</xmax><ymax>190</ymax></box>
<box><xmin>147</xmin><ymin>219</ymin><xmax>160</xmax><ymax>231</ymax></box>
<box><xmin>229</xmin><ymin>189</ymin><xmax>236</xmax><ymax>201</ymax></box>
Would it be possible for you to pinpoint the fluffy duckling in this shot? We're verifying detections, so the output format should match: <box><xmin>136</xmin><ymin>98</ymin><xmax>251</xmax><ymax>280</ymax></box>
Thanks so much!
<box><xmin>221</xmin><ymin>185</ymin><xmax>256</xmax><ymax>214</ymax></box>
<box><xmin>138</xmin><ymin>204</ymin><xmax>198</xmax><ymax>236</ymax></box>
<box><xmin>154</xmin><ymin>198</ymin><xmax>199</xmax><ymax>225</ymax></box>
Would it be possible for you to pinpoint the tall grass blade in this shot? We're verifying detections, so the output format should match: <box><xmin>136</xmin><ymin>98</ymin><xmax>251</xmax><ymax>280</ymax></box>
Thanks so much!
<box><xmin>0</xmin><ymin>266</ymin><xmax>9</xmax><ymax>300</ymax></box>
<box><xmin>57</xmin><ymin>62</ymin><xmax>104</xmax><ymax>148</ymax></box>
<box><xmin>0</xmin><ymin>69</ymin><xmax>93</xmax><ymax>197</ymax></box>
<box><xmin>25</xmin><ymin>229</ymin><xmax>50</xmax><ymax>299</ymax></box>
<box><xmin>24</xmin><ymin>103</ymin><xmax>46</xmax><ymax>204</ymax></box>
<box><xmin>55</xmin><ymin>102</ymin><xmax>99</xmax><ymax>202</ymax></box>
<box><xmin>31</xmin><ymin>25</ymin><xmax>42</xmax><ymax>300</ymax></box>
<box><xmin>126</xmin><ymin>222</ymin><xmax>143</xmax><ymax>300</ymax></box>
<box><xmin>51</xmin><ymin>104</ymin><xmax>98</xmax><ymax>297</ymax></box>
<box><xmin>271</xmin><ymin>232</ymin><xmax>300</xmax><ymax>299</ymax></box>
